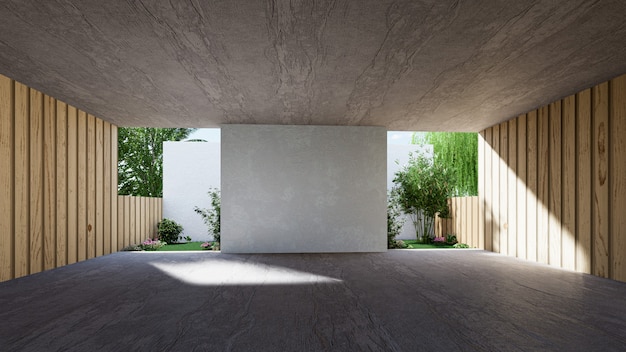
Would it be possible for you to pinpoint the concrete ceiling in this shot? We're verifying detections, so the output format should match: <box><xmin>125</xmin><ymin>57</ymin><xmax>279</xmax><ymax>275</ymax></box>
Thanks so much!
<box><xmin>1</xmin><ymin>1</ymin><xmax>625</xmax><ymax>131</ymax></box>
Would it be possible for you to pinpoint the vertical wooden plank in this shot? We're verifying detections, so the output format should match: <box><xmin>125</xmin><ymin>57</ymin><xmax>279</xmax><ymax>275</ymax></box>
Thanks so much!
<box><xmin>548</xmin><ymin>101</ymin><xmax>562</xmax><ymax>267</ymax></box>
<box><xmin>508</xmin><ymin>119</ymin><xmax>517</xmax><ymax>257</ymax></box>
<box><xmin>527</xmin><ymin>111</ymin><xmax>538</xmax><ymax>262</ymax></box>
<box><xmin>117</xmin><ymin>196</ymin><xmax>124</xmax><ymax>250</ymax></box>
<box><xmin>125</xmin><ymin>196</ymin><xmax>131</xmax><ymax>247</ymax></box>
<box><xmin>478</xmin><ymin>131</ymin><xmax>485</xmax><ymax>249</ymax></box>
<box><xmin>610</xmin><ymin>75</ymin><xmax>626</xmax><ymax>282</ymax></box>
<box><xmin>95</xmin><ymin>118</ymin><xmax>104</xmax><ymax>257</ymax></box>
<box><xmin>77</xmin><ymin>111</ymin><xmax>87</xmax><ymax>262</ymax></box>
<box><xmin>492</xmin><ymin>125</ymin><xmax>500</xmax><ymax>252</ymax></box>
<box><xmin>43</xmin><ymin>95</ymin><xmax>56</xmax><ymax>270</ymax></box>
<box><xmin>0</xmin><ymin>75</ymin><xmax>13</xmax><ymax>281</ymax></box>
<box><xmin>110</xmin><ymin>126</ymin><xmax>118</xmax><ymax>251</ymax></box>
<box><xmin>537</xmin><ymin>105</ymin><xmax>550</xmax><ymax>264</ymax></box>
<box><xmin>484</xmin><ymin>128</ymin><xmax>493</xmax><ymax>251</ymax></box>
<box><xmin>576</xmin><ymin>89</ymin><xmax>592</xmax><ymax>274</ymax></box>
<box><xmin>29</xmin><ymin>89</ymin><xmax>44</xmax><ymax>274</ymax></box>
<box><xmin>141</xmin><ymin>197</ymin><xmax>145</xmax><ymax>243</ymax></box>
<box><xmin>562</xmin><ymin>95</ymin><xmax>576</xmax><ymax>271</ymax></box>
<box><xmin>87</xmin><ymin>114</ymin><xmax>96</xmax><ymax>259</ymax></box>
<box><xmin>473</xmin><ymin>196</ymin><xmax>479</xmax><ymax>247</ymax></box>
<box><xmin>14</xmin><ymin>82</ymin><xmax>29</xmax><ymax>278</ymax></box>
<box><xmin>66</xmin><ymin>106</ymin><xmax>78</xmax><ymax>264</ymax></box>
<box><xmin>592</xmin><ymin>82</ymin><xmax>609</xmax><ymax>278</ymax></box>
<box><xmin>135</xmin><ymin>197</ymin><xmax>141</xmax><ymax>244</ymax></box>
<box><xmin>56</xmin><ymin>101</ymin><xmax>67</xmax><ymax>267</ymax></box>
<box><xmin>103</xmin><ymin>122</ymin><xmax>111</xmax><ymax>255</ymax></box>
<box><xmin>499</xmin><ymin>122</ymin><xmax>508</xmax><ymax>255</ymax></box>
<box><xmin>517</xmin><ymin>114</ymin><xmax>527</xmax><ymax>260</ymax></box>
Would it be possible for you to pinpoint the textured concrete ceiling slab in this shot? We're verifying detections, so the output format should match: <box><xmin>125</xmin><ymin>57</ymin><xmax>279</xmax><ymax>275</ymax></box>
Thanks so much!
<box><xmin>1</xmin><ymin>1</ymin><xmax>625</xmax><ymax>131</ymax></box>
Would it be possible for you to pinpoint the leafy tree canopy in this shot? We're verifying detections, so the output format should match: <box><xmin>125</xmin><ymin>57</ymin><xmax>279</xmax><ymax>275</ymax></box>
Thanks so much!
<box><xmin>413</xmin><ymin>132</ymin><xmax>478</xmax><ymax>197</ymax></box>
<box><xmin>118</xmin><ymin>127</ymin><xmax>195</xmax><ymax>197</ymax></box>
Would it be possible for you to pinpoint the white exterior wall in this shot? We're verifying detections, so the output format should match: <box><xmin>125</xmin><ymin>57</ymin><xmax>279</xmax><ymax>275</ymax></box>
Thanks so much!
<box><xmin>163</xmin><ymin>141</ymin><xmax>220</xmax><ymax>241</ymax></box>
<box><xmin>221</xmin><ymin>125</ymin><xmax>387</xmax><ymax>253</ymax></box>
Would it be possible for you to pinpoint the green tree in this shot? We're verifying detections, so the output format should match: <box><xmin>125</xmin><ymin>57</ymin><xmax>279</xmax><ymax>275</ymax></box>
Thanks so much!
<box><xmin>393</xmin><ymin>153</ymin><xmax>455</xmax><ymax>243</ymax></box>
<box><xmin>413</xmin><ymin>132</ymin><xmax>478</xmax><ymax>196</ymax></box>
<box><xmin>118</xmin><ymin>127</ymin><xmax>195</xmax><ymax>197</ymax></box>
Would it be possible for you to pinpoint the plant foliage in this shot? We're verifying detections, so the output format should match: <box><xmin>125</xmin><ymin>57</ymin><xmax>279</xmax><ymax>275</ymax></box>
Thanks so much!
<box><xmin>387</xmin><ymin>190</ymin><xmax>406</xmax><ymax>248</ymax></box>
<box><xmin>118</xmin><ymin>127</ymin><xmax>195</xmax><ymax>197</ymax></box>
<box><xmin>194</xmin><ymin>189</ymin><xmax>221</xmax><ymax>243</ymax></box>
<box><xmin>393</xmin><ymin>153</ymin><xmax>455</xmax><ymax>243</ymax></box>
<box><xmin>157</xmin><ymin>218</ymin><xmax>184</xmax><ymax>244</ymax></box>
<box><xmin>413</xmin><ymin>132</ymin><xmax>478</xmax><ymax>196</ymax></box>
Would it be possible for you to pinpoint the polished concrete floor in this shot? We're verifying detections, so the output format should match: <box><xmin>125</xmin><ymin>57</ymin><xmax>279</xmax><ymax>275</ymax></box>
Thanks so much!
<box><xmin>0</xmin><ymin>249</ymin><xmax>625</xmax><ymax>351</ymax></box>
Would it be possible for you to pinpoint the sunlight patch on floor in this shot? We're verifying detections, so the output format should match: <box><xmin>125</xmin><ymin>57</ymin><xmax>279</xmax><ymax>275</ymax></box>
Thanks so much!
<box><xmin>149</xmin><ymin>258</ymin><xmax>342</xmax><ymax>286</ymax></box>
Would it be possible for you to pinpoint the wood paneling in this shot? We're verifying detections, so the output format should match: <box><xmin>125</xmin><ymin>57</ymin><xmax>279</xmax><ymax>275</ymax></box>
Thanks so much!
<box><xmin>0</xmin><ymin>74</ymin><xmax>163</xmax><ymax>282</ymax></box>
<box><xmin>576</xmin><ymin>89</ymin><xmax>592</xmax><ymax>274</ymax></box>
<box><xmin>478</xmin><ymin>73</ymin><xmax>626</xmax><ymax>283</ymax></box>
<box><xmin>67</xmin><ymin>106</ymin><xmax>77</xmax><ymax>265</ymax></box>
<box><xmin>484</xmin><ymin>128</ymin><xmax>493</xmax><ymax>251</ymax></box>
<box><xmin>29</xmin><ymin>89</ymin><xmax>43</xmax><ymax>274</ymax></box>
<box><xmin>77</xmin><ymin>111</ymin><xmax>87</xmax><ymax>262</ymax></box>
<box><xmin>610</xmin><ymin>75</ymin><xmax>626</xmax><ymax>282</ymax></box>
<box><xmin>526</xmin><ymin>110</ymin><xmax>538</xmax><ymax>262</ymax></box>
<box><xmin>43</xmin><ymin>95</ymin><xmax>56</xmax><ymax>270</ymax></box>
<box><xmin>562</xmin><ymin>95</ymin><xmax>576</xmax><ymax>271</ymax></box>
<box><xmin>499</xmin><ymin>122</ymin><xmax>508</xmax><ymax>255</ymax></box>
<box><xmin>508</xmin><ymin>119</ymin><xmax>517</xmax><ymax>257</ymax></box>
<box><xmin>517</xmin><ymin>114</ymin><xmax>527</xmax><ymax>260</ymax></box>
<box><xmin>478</xmin><ymin>131</ymin><xmax>485</xmax><ymax>249</ymax></box>
<box><xmin>592</xmin><ymin>82</ymin><xmax>609</xmax><ymax>278</ymax></box>
<box><xmin>0</xmin><ymin>75</ymin><xmax>13</xmax><ymax>282</ymax></box>
<box><xmin>87</xmin><ymin>114</ymin><xmax>96</xmax><ymax>259</ymax></box>
<box><xmin>537</xmin><ymin>105</ymin><xmax>549</xmax><ymax>264</ymax></box>
<box><xmin>548</xmin><ymin>101</ymin><xmax>562</xmax><ymax>267</ymax></box>
<box><xmin>14</xmin><ymin>82</ymin><xmax>29</xmax><ymax>278</ymax></box>
<box><xmin>56</xmin><ymin>101</ymin><xmax>67</xmax><ymax>267</ymax></box>
<box><xmin>492</xmin><ymin>125</ymin><xmax>500</xmax><ymax>252</ymax></box>
<box><xmin>95</xmin><ymin>118</ymin><xmax>103</xmax><ymax>257</ymax></box>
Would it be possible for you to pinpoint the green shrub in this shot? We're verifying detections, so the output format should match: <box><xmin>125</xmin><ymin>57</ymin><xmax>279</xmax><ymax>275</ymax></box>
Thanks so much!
<box><xmin>387</xmin><ymin>189</ymin><xmax>405</xmax><ymax>248</ymax></box>
<box><xmin>194</xmin><ymin>188</ymin><xmax>221</xmax><ymax>243</ymax></box>
<box><xmin>453</xmin><ymin>243</ymin><xmax>470</xmax><ymax>248</ymax></box>
<box><xmin>393</xmin><ymin>153</ymin><xmax>455</xmax><ymax>243</ymax></box>
<box><xmin>157</xmin><ymin>218</ymin><xmax>184</xmax><ymax>244</ymax></box>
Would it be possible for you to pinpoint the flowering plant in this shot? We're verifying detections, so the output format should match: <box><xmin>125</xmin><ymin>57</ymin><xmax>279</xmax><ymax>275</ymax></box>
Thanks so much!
<box><xmin>433</xmin><ymin>236</ymin><xmax>446</xmax><ymax>243</ymax></box>
<box><xmin>201</xmin><ymin>241</ymin><xmax>220</xmax><ymax>250</ymax></box>
<box><xmin>140</xmin><ymin>239</ymin><xmax>166</xmax><ymax>251</ymax></box>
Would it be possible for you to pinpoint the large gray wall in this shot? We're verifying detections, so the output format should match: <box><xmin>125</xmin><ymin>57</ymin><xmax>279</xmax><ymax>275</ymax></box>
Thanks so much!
<box><xmin>221</xmin><ymin>125</ymin><xmax>387</xmax><ymax>253</ymax></box>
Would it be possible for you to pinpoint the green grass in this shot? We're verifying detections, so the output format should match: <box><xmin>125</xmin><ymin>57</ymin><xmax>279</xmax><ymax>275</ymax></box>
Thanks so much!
<box><xmin>156</xmin><ymin>241</ymin><xmax>207</xmax><ymax>251</ymax></box>
<box><xmin>401</xmin><ymin>240</ymin><xmax>454</xmax><ymax>249</ymax></box>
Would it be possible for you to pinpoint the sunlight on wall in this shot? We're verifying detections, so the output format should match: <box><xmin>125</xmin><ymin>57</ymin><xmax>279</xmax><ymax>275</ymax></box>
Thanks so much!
<box><xmin>149</xmin><ymin>257</ymin><xmax>343</xmax><ymax>286</ymax></box>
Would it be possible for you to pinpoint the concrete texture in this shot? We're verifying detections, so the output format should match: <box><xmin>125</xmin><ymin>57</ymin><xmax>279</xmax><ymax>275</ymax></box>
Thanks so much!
<box><xmin>1</xmin><ymin>250</ymin><xmax>625</xmax><ymax>351</ymax></box>
<box><xmin>163</xmin><ymin>141</ymin><xmax>221</xmax><ymax>242</ymax></box>
<box><xmin>221</xmin><ymin>125</ymin><xmax>386</xmax><ymax>253</ymax></box>
<box><xmin>1</xmin><ymin>1</ymin><xmax>626</xmax><ymax>131</ymax></box>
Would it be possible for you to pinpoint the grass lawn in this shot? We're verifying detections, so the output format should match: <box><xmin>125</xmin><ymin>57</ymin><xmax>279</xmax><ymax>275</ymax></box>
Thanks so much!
<box><xmin>156</xmin><ymin>242</ymin><xmax>207</xmax><ymax>251</ymax></box>
<box><xmin>401</xmin><ymin>240</ymin><xmax>455</xmax><ymax>249</ymax></box>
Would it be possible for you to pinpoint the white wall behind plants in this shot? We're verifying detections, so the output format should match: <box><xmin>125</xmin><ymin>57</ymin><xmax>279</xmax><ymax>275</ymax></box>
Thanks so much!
<box><xmin>163</xmin><ymin>141</ymin><xmax>220</xmax><ymax>241</ymax></box>
<box><xmin>162</xmin><ymin>135</ymin><xmax>432</xmax><ymax>243</ymax></box>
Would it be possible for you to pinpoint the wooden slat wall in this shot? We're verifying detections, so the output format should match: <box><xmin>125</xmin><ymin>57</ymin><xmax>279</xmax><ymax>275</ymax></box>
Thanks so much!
<box><xmin>434</xmin><ymin>196</ymin><xmax>480</xmax><ymax>248</ymax></box>
<box><xmin>479</xmin><ymin>73</ymin><xmax>626</xmax><ymax>283</ymax></box>
<box><xmin>114</xmin><ymin>195</ymin><xmax>162</xmax><ymax>250</ymax></box>
<box><xmin>0</xmin><ymin>74</ymin><xmax>162</xmax><ymax>282</ymax></box>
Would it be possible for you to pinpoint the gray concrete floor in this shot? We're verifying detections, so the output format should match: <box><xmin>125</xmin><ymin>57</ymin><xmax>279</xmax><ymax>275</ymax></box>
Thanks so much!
<box><xmin>0</xmin><ymin>250</ymin><xmax>625</xmax><ymax>351</ymax></box>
